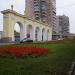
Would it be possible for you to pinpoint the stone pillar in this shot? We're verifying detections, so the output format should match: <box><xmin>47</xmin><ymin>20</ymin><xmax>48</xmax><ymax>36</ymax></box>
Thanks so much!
<box><xmin>45</xmin><ymin>30</ymin><xmax>47</xmax><ymax>41</ymax></box>
<box><xmin>20</xmin><ymin>25</ymin><xmax>25</xmax><ymax>41</ymax></box>
<box><xmin>49</xmin><ymin>28</ymin><xmax>52</xmax><ymax>40</ymax></box>
<box><xmin>21</xmin><ymin>23</ymin><xmax>27</xmax><ymax>40</ymax></box>
<box><xmin>39</xmin><ymin>28</ymin><xmax>42</xmax><ymax>41</ymax></box>
<box><xmin>33</xmin><ymin>27</ymin><xmax>36</xmax><ymax>41</ymax></box>
<box><xmin>2</xmin><ymin>12</ymin><xmax>14</xmax><ymax>42</ymax></box>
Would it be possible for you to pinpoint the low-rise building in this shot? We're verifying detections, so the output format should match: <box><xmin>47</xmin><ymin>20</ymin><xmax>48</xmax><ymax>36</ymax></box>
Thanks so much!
<box><xmin>68</xmin><ymin>33</ymin><xmax>75</xmax><ymax>39</ymax></box>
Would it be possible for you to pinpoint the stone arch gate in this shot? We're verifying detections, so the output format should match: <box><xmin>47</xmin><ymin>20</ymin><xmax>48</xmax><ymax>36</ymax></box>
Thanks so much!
<box><xmin>1</xmin><ymin>9</ymin><xmax>52</xmax><ymax>42</ymax></box>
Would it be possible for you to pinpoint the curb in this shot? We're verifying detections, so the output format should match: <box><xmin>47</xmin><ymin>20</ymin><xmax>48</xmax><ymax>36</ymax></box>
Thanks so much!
<box><xmin>68</xmin><ymin>56</ymin><xmax>75</xmax><ymax>75</ymax></box>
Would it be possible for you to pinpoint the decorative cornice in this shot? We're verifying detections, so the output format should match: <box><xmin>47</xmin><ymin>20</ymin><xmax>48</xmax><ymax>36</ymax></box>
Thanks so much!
<box><xmin>1</xmin><ymin>9</ymin><xmax>24</xmax><ymax>18</ymax></box>
<box><xmin>1</xmin><ymin>9</ymin><xmax>51</xmax><ymax>27</ymax></box>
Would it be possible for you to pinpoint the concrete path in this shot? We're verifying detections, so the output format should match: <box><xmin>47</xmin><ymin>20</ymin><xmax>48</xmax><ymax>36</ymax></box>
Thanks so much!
<box><xmin>72</xmin><ymin>57</ymin><xmax>75</xmax><ymax>75</ymax></box>
<box><xmin>0</xmin><ymin>43</ymin><xmax>15</xmax><ymax>45</ymax></box>
<box><xmin>72</xmin><ymin>66</ymin><xmax>75</xmax><ymax>75</ymax></box>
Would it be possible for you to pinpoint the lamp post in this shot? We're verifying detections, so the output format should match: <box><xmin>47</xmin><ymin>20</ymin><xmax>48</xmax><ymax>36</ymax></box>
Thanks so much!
<box><xmin>11</xmin><ymin>5</ymin><xmax>13</xmax><ymax>10</ymax></box>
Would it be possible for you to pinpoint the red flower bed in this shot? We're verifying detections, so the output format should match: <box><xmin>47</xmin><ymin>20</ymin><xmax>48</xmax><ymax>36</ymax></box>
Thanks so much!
<box><xmin>0</xmin><ymin>47</ymin><xmax>48</xmax><ymax>57</ymax></box>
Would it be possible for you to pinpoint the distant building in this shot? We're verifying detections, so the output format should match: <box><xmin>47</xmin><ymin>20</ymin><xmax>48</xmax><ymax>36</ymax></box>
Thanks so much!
<box><xmin>68</xmin><ymin>33</ymin><xmax>75</xmax><ymax>39</ymax></box>
<box><xmin>58</xmin><ymin>15</ymin><xmax>69</xmax><ymax>38</ymax></box>
<box><xmin>0</xmin><ymin>31</ymin><xmax>3</xmax><ymax>40</ymax></box>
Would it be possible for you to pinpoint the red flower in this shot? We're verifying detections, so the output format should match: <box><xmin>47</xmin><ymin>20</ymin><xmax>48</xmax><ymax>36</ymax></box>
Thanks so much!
<box><xmin>0</xmin><ymin>46</ymin><xmax>48</xmax><ymax>57</ymax></box>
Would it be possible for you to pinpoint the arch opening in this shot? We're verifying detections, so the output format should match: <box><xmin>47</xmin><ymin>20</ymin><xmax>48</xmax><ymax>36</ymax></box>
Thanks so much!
<box><xmin>26</xmin><ymin>25</ymin><xmax>34</xmax><ymax>40</ymax></box>
<box><xmin>47</xmin><ymin>29</ymin><xmax>50</xmax><ymax>41</ymax></box>
<box><xmin>35</xmin><ymin>27</ymin><xmax>40</xmax><ymax>41</ymax></box>
<box><xmin>14</xmin><ymin>22</ymin><xmax>23</xmax><ymax>42</ymax></box>
<box><xmin>42</xmin><ymin>28</ymin><xmax>45</xmax><ymax>41</ymax></box>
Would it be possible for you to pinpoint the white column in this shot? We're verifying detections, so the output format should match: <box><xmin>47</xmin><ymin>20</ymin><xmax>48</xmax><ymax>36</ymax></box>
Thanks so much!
<box><xmin>42</xmin><ymin>29</ymin><xmax>47</xmax><ymax>41</ymax></box>
<box><xmin>49</xmin><ymin>28</ymin><xmax>52</xmax><ymax>40</ymax></box>
<box><xmin>12</xmin><ymin>23</ymin><xmax>15</xmax><ymax>42</ymax></box>
<box><xmin>45</xmin><ymin>30</ymin><xmax>47</xmax><ymax>41</ymax></box>
<box><xmin>20</xmin><ymin>24</ymin><xmax>27</xmax><ymax>40</ymax></box>
<box><xmin>20</xmin><ymin>26</ymin><xmax>24</xmax><ymax>40</ymax></box>
<box><xmin>39</xmin><ymin>29</ymin><xmax>42</xmax><ymax>41</ymax></box>
<box><xmin>33</xmin><ymin>27</ymin><xmax>36</xmax><ymax>41</ymax></box>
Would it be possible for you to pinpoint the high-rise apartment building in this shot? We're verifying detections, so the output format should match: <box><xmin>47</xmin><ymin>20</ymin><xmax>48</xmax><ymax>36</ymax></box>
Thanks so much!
<box><xmin>58</xmin><ymin>15</ymin><xmax>69</xmax><ymax>38</ymax></box>
<box><xmin>25</xmin><ymin>0</ymin><xmax>57</xmax><ymax>39</ymax></box>
<box><xmin>25</xmin><ymin>0</ymin><xmax>56</xmax><ymax>24</ymax></box>
<box><xmin>25</xmin><ymin>0</ymin><xmax>34</xmax><ymax>19</ymax></box>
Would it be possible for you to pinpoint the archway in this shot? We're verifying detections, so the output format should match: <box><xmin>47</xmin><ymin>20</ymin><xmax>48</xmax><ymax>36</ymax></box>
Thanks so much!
<box><xmin>42</xmin><ymin>28</ymin><xmax>45</xmax><ymax>41</ymax></box>
<box><xmin>27</xmin><ymin>25</ymin><xmax>34</xmax><ymax>40</ymax></box>
<box><xmin>47</xmin><ymin>29</ymin><xmax>50</xmax><ymax>41</ymax></box>
<box><xmin>2</xmin><ymin>9</ymin><xmax>52</xmax><ymax>42</ymax></box>
<box><xmin>35</xmin><ymin>27</ymin><xmax>40</xmax><ymax>41</ymax></box>
<box><xmin>14</xmin><ymin>22</ymin><xmax>23</xmax><ymax>42</ymax></box>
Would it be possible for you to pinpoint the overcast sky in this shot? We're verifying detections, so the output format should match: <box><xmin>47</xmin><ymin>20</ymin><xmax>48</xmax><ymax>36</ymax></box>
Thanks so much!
<box><xmin>0</xmin><ymin>0</ymin><xmax>75</xmax><ymax>33</ymax></box>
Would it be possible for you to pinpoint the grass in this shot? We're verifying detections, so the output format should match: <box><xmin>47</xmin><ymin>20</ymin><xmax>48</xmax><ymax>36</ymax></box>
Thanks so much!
<box><xmin>0</xmin><ymin>39</ymin><xmax>75</xmax><ymax>75</ymax></box>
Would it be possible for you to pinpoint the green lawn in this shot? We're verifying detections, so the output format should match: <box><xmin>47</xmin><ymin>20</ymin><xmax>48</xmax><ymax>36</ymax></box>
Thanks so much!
<box><xmin>0</xmin><ymin>39</ymin><xmax>75</xmax><ymax>75</ymax></box>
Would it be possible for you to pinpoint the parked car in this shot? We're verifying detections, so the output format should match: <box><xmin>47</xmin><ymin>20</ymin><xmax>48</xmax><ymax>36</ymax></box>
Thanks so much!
<box><xmin>58</xmin><ymin>38</ymin><xmax>64</xmax><ymax>40</ymax></box>
<box><xmin>20</xmin><ymin>38</ymin><xmax>33</xmax><ymax>43</ymax></box>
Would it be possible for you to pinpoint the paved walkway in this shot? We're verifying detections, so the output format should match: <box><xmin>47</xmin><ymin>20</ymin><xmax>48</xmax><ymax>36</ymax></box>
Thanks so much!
<box><xmin>0</xmin><ymin>43</ymin><xmax>15</xmax><ymax>45</ymax></box>
<box><xmin>72</xmin><ymin>57</ymin><xmax>75</xmax><ymax>75</ymax></box>
<box><xmin>73</xmin><ymin>66</ymin><xmax>75</xmax><ymax>75</ymax></box>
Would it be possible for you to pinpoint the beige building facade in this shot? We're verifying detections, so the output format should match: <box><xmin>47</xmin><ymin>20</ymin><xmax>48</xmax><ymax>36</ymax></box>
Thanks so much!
<box><xmin>1</xmin><ymin>9</ymin><xmax>52</xmax><ymax>42</ymax></box>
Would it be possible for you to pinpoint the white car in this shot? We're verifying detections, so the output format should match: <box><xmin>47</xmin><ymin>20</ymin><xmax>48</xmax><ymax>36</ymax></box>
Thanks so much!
<box><xmin>20</xmin><ymin>38</ymin><xmax>33</xmax><ymax>43</ymax></box>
